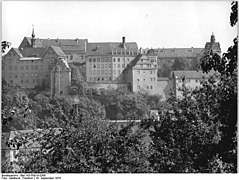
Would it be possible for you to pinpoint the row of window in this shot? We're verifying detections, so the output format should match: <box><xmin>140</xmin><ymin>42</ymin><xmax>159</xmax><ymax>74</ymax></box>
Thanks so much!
<box><xmin>137</xmin><ymin>64</ymin><xmax>155</xmax><ymax>68</ymax></box>
<box><xmin>8</xmin><ymin>65</ymin><xmax>43</xmax><ymax>71</ymax></box>
<box><xmin>9</xmin><ymin>79</ymin><xmax>40</xmax><ymax>84</ymax></box>
<box><xmin>89</xmin><ymin>64</ymin><xmax>112</xmax><ymax>69</ymax></box>
<box><xmin>89</xmin><ymin>77</ymin><xmax>112</xmax><ymax>82</ymax></box>
<box><xmin>89</xmin><ymin>63</ymin><xmax>126</xmax><ymax>69</ymax></box>
<box><xmin>137</xmin><ymin>70</ymin><xmax>156</xmax><ymax>74</ymax></box>
<box><xmin>137</xmin><ymin>85</ymin><xmax>153</xmax><ymax>90</ymax></box>
<box><xmin>89</xmin><ymin>69</ymin><xmax>123</xmax><ymax>75</ymax></box>
<box><xmin>9</xmin><ymin>73</ymin><xmax>39</xmax><ymax>78</ymax></box>
<box><xmin>89</xmin><ymin>57</ymin><xmax>131</xmax><ymax>63</ymax></box>
<box><xmin>137</xmin><ymin>77</ymin><xmax>156</xmax><ymax>82</ymax></box>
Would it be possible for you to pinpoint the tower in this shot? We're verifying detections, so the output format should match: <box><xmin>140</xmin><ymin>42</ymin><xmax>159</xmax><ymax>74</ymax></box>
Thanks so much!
<box><xmin>51</xmin><ymin>57</ymin><xmax>71</xmax><ymax>97</ymax></box>
<box><xmin>31</xmin><ymin>25</ymin><xmax>36</xmax><ymax>48</ymax></box>
<box><xmin>210</xmin><ymin>32</ymin><xmax>216</xmax><ymax>44</ymax></box>
<box><xmin>204</xmin><ymin>33</ymin><xmax>221</xmax><ymax>54</ymax></box>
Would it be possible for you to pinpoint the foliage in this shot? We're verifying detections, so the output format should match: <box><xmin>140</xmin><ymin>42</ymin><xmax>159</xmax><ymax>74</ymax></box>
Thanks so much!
<box><xmin>2</xmin><ymin>41</ymin><xmax>11</xmax><ymax>53</ymax></box>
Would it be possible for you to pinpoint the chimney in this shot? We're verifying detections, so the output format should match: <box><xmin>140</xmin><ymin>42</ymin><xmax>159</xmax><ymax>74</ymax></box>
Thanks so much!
<box><xmin>122</xmin><ymin>37</ymin><xmax>125</xmax><ymax>44</ymax></box>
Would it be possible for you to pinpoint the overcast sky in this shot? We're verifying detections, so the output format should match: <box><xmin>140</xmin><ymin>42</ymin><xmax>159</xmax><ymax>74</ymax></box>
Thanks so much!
<box><xmin>2</xmin><ymin>1</ymin><xmax>237</xmax><ymax>53</ymax></box>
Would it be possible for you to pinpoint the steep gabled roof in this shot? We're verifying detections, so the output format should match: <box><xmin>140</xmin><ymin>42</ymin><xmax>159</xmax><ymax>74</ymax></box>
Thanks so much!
<box><xmin>50</xmin><ymin>46</ymin><xmax>66</xmax><ymax>57</ymax></box>
<box><xmin>12</xmin><ymin>48</ymin><xmax>23</xmax><ymax>58</ymax></box>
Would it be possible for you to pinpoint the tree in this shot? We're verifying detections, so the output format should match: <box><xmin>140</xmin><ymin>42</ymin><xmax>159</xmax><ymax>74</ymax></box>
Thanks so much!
<box><xmin>2</xmin><ymin>41</ymin><xmax>11</xmax><ymax>53</ymax></box>
<box><xmin>105</xmin><ymin>93</ymin><xmax>150</xmax><ymax>120</ymax></box>
<box><xmin>199</xmin><ymin>1</ymin><xmax>237</xmax><ymax>171</ymax></box>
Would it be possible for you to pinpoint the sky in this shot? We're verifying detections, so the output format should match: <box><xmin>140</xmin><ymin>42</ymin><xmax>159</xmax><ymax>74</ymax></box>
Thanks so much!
<box><xmin>2</xmin><ymin>1</ymin><xmax>237</xmax><ymax>53</ymax></box>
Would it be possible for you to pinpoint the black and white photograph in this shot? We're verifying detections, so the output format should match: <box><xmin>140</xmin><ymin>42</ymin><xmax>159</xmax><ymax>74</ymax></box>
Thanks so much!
<box><xmin>1</xmin><ymin>0</ymin><xmax>238</xmax><ymax>175</ymax></box>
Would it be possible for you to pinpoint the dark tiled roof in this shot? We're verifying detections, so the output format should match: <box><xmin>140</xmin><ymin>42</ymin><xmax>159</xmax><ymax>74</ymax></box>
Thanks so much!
<box><xmin>25</xmin><ymin>37</ymin><xmax>87</xmax><ymax>53</ymax></box>
<box><xmin>20</xmin><ymin>47</ymin><xmax>47</xmax><ymax>58</ymax></box>
<box><xmin>172</xmin><ymin>70</ymin><xmax>216</xmax><ymax>79</ymax></box>
<box><xmin>12</xmin><ymin>48</ymin><xmax>23</xmax><ymax>58</ymax></box>
<box><xmin>87</xmin><ymin>43</ymin><xmax>111</xmax><ymax>55</ymax></box>
<box><xmin>87</xmin><ymin>42</ymin><xmax>138</xmax><ymax>55</ymax></box>
<box><xmin>155</xmin><ymin>48</ymin><xmax>204</xmax><ymax>58</ymax></box>
<box><xmin>50</xmin><ymin>46</ymin><xmax>66</xmax><ymax>57</ymax></box>
<box><xmin>110</xmin><ymin>42</ymin><xmax>138</xmax><ymax>52</ymax></box>
<box><xmin>25</xmin><ymin>37</ymin><xmax>43</xmax><ymax>47</ymax></box>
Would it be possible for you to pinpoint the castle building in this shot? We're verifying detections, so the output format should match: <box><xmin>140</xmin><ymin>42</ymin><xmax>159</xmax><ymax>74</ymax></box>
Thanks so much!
<box><xmin>154</xmin><ymin>33</ymin><xmax>221</xmax><ymax>76</ymax></box>
<box><xmin>124</xmin><ymin>50</ymin><xmax>158</xmax><ymax>95</ymax></box>
<box><xmin>168</xmin><ymin>70</ymin><xmax>217</xmax><ymax>98</ymax></box>
<box><xmin>86</xmin><ymin>37</ymin><xmax>138</xmax><ymax>83</ymax></box>
<box><xmin>2</xmin><ymin>29</ymin><xmax>221</xmax><ymax>100</ymax></box>
<box><xmin>50</xmin><ymin>57</ymin><xmax>71</xmax><ymax>96</ymax></box>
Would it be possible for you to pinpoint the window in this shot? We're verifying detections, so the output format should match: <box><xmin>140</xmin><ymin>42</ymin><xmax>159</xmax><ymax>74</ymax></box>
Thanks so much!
<box><xmin>15</xmin><ymin>74</ymin><xmax>18</xmax><ymax>78</ymax></box>
<box><xmin>118</xmin><ymin>70</ymin><xmax>120</xmax><ymax>74</ymax></box>
<box><xmin>101</xmin><ymin>58</ymin><xmax>104</xmax><ymax>62</ymax></box>
<box><xmin>89</xmin><ymin>58</ymin><xmax>92</xmax><ymax>62</ymax></box>
<box><xmin>137</xmin><ymin>79</ymin><xmax>140</xmax><ymax>82</ymax></box>
<box><xmin>105</xmin><ymin>77</ymin><xmax>108</xmax><ymax>81</ymax></box>
<box><xmin>35</xmin><ymin>73</ymin><xmax>38</xmax><ymax>77</ymax></box>
<box><xmin>89</xmin><ymin>70</ymin><xmax>92</xmax><ymax>75</ymax></box>
<box><xmin>14</xmin><ymin>66</ymin><xmax>17</xmax><ymax>70</ymax></box>
<box><xmin>105</xmin><ymin>64</ymin><xmax>108</xmax><ymax>68</ymax></box>
<box><xmin>150</xmin><ymin>85</ymin><xmax>153</xmax><ymax>89</ymax></box>
<box><xmin>150</xmin><ymin>71</ymin><xmax>153</xmax><ymax>74</ymax></box>
<box><xmin>21</xmin><ymin>66</ymin><xmax>24</xmax><ymax>70</ymax></box>
<box><xmin>33</xmin><ymin>79</ymin><xmax>35</xmax><ymax>83</ymax></box>
<box><xmin>105</xmin><ymin>70</ymin><xmax>108</xmax><ymax>74</ymax></box>
<box><xmin>109</xmin><ymin>64</ymin><xmax>112</xmax><ymax>68</ymax></box>
<box><xmin>93</xmin><ymin>58</ymin><xmax>96</xmax><ymax>62</ymax></box>
<box><xmin>118</xmin><ymin>58</ymin><xmax>120</xmax><ymax>62</ymax></box>
<box><xmin>8</xmin><ymin>59</ymin><xmax>12</xmax><ymax>63</ymax></box>
<box><xmin>25</xmin><ymin>79</ymin><xmax>29</xmax><ymax>83</ymax></box>
<box><xmin>137</xmin><ymin>71</ymin><xmax>140</xmax><ymax>74</ymax></box>
<box><xmin>10</xmin><ymin>80</ymin><xmax>13</xmax><ymax>84</ymax></box>
<box><xmin>31</xmin><ymin>65</ymin><xmax>34</xmax><ymax>70</ymax></box>
<box><xmin>122</xmin><ymin>64</ymin><xmax>125</xmax><ymax>68</ymax></box>
<box><xmin>109</xmin><ymin>77</ymin><xmax>112</xmax><ymax>81</ymax></box>
<box><xmin>26</xmin><ymin>73</ymin><xmax>29</xmax><ymax>77</ymax></box>
<box><xmin>113</xmin><ymin>70</ymin><xmax>116</xmax><ymax>74</ymax></box>
<box><xmin>101</xmin><ymin>70</ymin><xmax>104</xmax><ymax>74</ymax></box>
<box><xmin>26</xmin><ymin>65</ymin><xmax>29</xmax><ymax>70</ymax></box>
<box><xmin>97</xmin><ymin>70</ymin><xmax>100</xmax><ymax>75</ymax></box>
<box><xmin>147</xmin><ymin>86</ymin><xmax>149</xmax><ymax>89</ymax></box>
<box><xmin>21</xmin><ymin>80</ymin><xmax>24</xmax><ymax>83</ymax></box>
<box><xmin>97</xmin><ymin>78</ymin><xmax>100</xmax><ymax>81</ymax></box>
<box><xmin>35</xmin><ymin>65</ymin><xmax>38</xmax><ymax>70</ymax></box>
<box><xmin>9</xmin><ymin>66</ymin><xmax>12</xmax><ymax>70</ymax></box>
<box><xmin>113</xmin><ymin>58</ymin><xmax>116</xmax><ymax>62</ymax></box>
<box><xmin>97</xmin><ymin>64</ymin><xmax>100</xmax><ymax>68</ymax></box>
<box><xmin>101</xmin><ymin>64</ymin><xmax>104</xmax><ymax>68</ymax></box>
<box><xmin>137</xmin><ymin>86</ymin><xmax>140</xmax><ymax>89</ymax></box>
<box><xmin>48</xmin><ymin>65</ymin><xmax>51</xmax><ymax>70</ymax></box>
<box><xmin>31</xmin><ymin>73</ymin><xmax>34</xmax><ymax>77</ymax></box>
<box><xmin>118</xmin><ymin>64</ymin><xmax>120</xmax><ymax>68</ymax></box>
<box><xmin>93</xmin><ymin>70</ymin><xmax>96</xmax><ymax>75</ymax></box>
<box><xmin>89</xmin><ymin>77</ymin><xmax>92</xmax><ymax>81</ymax></box>
<box><xmin>97</xmin><ymin>58</ymin><xmax>100</xmax><ymax>62</ymax></box>
<box><xmin>113</xmin><ymin>64</ymin><xmax>116</xmax><ymax>68</ymax></box>
<box><xmin>9</xmin><ymin>73</ymin><xmax>12</xmax><ymax>78</ymax></box>
<box><xmin>93</xmin><ymin>65</ymin><xmax>96</xmax><ymax>68</ymax></box>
